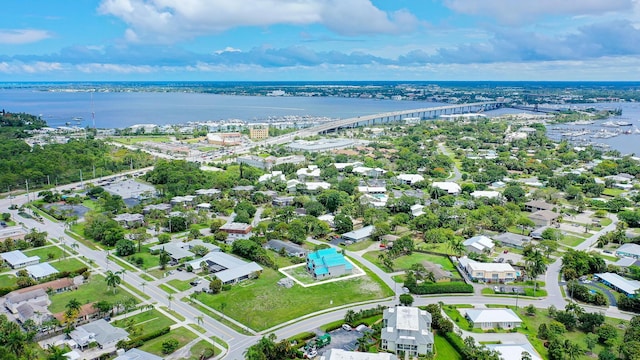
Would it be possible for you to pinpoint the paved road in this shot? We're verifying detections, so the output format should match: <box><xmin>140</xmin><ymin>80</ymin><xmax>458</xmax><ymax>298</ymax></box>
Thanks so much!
<box><xmin>437</xmin><ymin>143</ymin><xmax>462</xmax><ymax>181</ymax></box>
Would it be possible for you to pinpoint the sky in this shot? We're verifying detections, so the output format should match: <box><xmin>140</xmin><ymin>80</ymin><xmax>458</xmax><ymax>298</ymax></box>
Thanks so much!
<box><xmin>2</xmin><ymin>0</ymin><xmax>640</xmax><ymax>81</ymax></box>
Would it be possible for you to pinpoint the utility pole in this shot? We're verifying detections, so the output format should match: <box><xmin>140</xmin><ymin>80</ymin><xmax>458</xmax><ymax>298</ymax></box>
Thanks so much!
<box><xmin>25</xmin><ymin>180</ymin><xmax>30</xmax><ymax>202</ymax></box>
<box><xmin>47</xmin><ymin>175</ymin><xmax>50</xmax><ymax>187</ymax></box>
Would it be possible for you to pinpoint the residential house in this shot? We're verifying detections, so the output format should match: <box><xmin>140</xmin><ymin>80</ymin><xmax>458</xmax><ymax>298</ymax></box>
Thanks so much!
<box><xmin>486</xmin><ymin>344</ymin><xmax>542</xmax><ymax>360</ymax></box>
<box><xmin>320</xmin><ymin>349</ymin><xmax>398</xmax><ymax>360</ymax></box>
<box><xmin>524</xmin><ymin>200</ymin><xmax>555</xmax><ymax>212</ymax></box>
<box><xmin>465</xmin><ymin>309</ymin><xmax>522</xmax><ymax>329</ymax></box>
<box><xmin>69</xmin><ymin>319</ymin><xmax>129</xmax><ymax>350</ymax></box>
<box><xmin>265</xmin><ymin>240</ymin><xmax>307</xmax><ymax>258</ymax></box>
<box><xmin>113</xmin><ymin>213</ymin><xmax>145</xmax><ymax>228</ymax></box>
<box><xmin>306</xmin><ymin>248</ymin><xmax>353</xmax><ymax>279</ymax></box>
<box><xmin>185</xmin><ymin>239</ymin><xmax>221</xmax><ymax>253</ymax></box>
<box><xmin>15</xmin><ymin>302</ymin><xmax>51</xmax><ymax>325</ymax></box>
<box><xmin>616</xmin><ymin>243</ymin><xmax>640</xmax><ymax>259</ymax></box>
<box><xmin>493</xmin><ymin>233</ymin><xmax>530</xmax><ymax>250</ymax></box>
<box><xmin>258</xmin><ymin>171</ymin><xmax>286</xmax><ymax>183</ymax></box>
<box><xmin>5</xmin><ymin>288</ymin><xmax>49</xmax><ymax>314</ymax></box>
<box><xmin>432</xmin><ymin>182</ymin><xmax>461</xmax><ymax>195</ymax></box>
<box><xmin>54</xmin><ymin>302</ymin><xmax>99</xmax><ymax>324</ymax></box>
<box><xmin>149</xmin><ymin>242</ymin><xmax>193</xmax><ymax>263</ymax></box>
<box><xmin>595</xmin><ymin>272</ymin><xmax>640</xmax><ymax>298</ymax></box>
<box><xmin>423</xmin><ymin>261</ymin><xmax>453</xmax><ymax>282</ymax></box>
<box><xmin>142</xmin><ymin>203</ymin><xmax>171</xmax><ymax>214</ymax></box>
<box><xmin>304</xmin><ymin>182</ymin><xmax>331</xmax><ymax>192</ymax></box>
<box><xmin>26</xmin><ymin>263</ymin><xmax>59</xmax><ymax>280</ymax></box>
<box><xmin>381</xmin><ymin>306</ymin><xmax>434</xmax><ymax>356</ymax></box>
<box><xmin>0</xmin><ymin>250</ymin><xmax>40</xmax><ymax>269</ymax></box>
<box><xmin>530</xmin><ymin>226</ymin><xmax>549</xmax><ymax>240</ymax></box>
<box><xmin>0</xmin><ymin>225</ymin><xmax>28</xmax><ymax>241</ymax></box>
<box><xmin>411</xmin><ymin>204</ymin><xmax>425</xmax><ymax>217</ymax></box>
<box><xmin>195</xmin><ymin>188</ymin><xmax>221</xmax><ymax>197</ymax></box>
<box><xmin>219</xmin><ymin>222</ymin><xmax>253</xmax><ymax>243</ymax></box>
<box><xmin>463</xmin><ymin>235</ymin><xmax>495</xmax><ymax>254</ymax></box>
<box><xmin>470</xmin><ymin>191</ymin><xmax>501</xmax><ymax>200</ymax></box>
<box><xmin>272</xmin><ymin>196</ymin><xmax>295</xmax><ymax>207</ymax></box>
<box><xmin>341</xmin><ymin>226</ymin><xmax>375</xmax><ymax>243</ymax></box>
<box><xmin>333</xmin><ymin>162</ymin><xmax>363</xmax><ymax>171</ymax></box>
<box><xmin>317</xmin><ymin>214</ymin><xmax>335</xmax><ymax>228</ymax></box>
<box><xmin>352</xmin><ymin>166</ymin><xmax>386</xmax><ymax>178</ymax></box>
<box><xmin>170</xmin><ymin>195</ymin><xmax>196</xmax><ymax>207</ymax></box>
<box><xmin>396</xmin><ymin>174</ymin><xmax>424</xmax><ymax>186</ymax></box>
<box><xmin>188</xmin><ymin>252</ymin><xmax>262</xmax><ymax>285</ymax></box>
<box><xmin>114</xmin><ymin>349</ymin><xmax>164</xmax><ymax>360</ymax></box>
<box><xmin>528</xmin><ymin>210</ymin><xmax>559</xmax><ymax>227</ymax></box>
<box><xmin>459</xmin><ymin>257</ymin><xmax>517</xmax><ymax>283</ymax></box>
<box><xmin>297</xmin><ymin>165</ymin><xmax>321</xmax><ymax>181</ymax></box>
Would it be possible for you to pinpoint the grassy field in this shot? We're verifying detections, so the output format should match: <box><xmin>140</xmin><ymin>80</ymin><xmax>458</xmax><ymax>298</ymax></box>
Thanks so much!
<box><xmin>603</xmin><ymin>188</ymin><xmax>625</xmax><ymax>197</ymax></box>
<box><xmin>344</xmin><ymin>240</ymin><xmax>376</xmax><ymax>252</ymax></box>
<box><xmin>0</xmin><ymin>274</ymin><xmax>16</xmax><ymax>288</ymax></box>
<box><xmin>435</xmin><ymin>333</ymin><xmax>462</xmax><ymax>360</ymax></box>
<box><xmin>52</xmin><ymin>258</ymin><xmax>86</xmax><ymax>272</ymax></box>
<box><xmin>113</xmin><ymin>309</ymin><xmax>175</xmax><ymax>337</ymax></box>
<box><xmin>167</xmin><ymin>278</ymin><xmax>195</xmax><ymax>292</ymax></box>
<box><xmin>416</xmin><ymin>242</ymin><xmax>453</xmax><ymax>255</ymax></box>
<box><xmin>442</xmin><ymin>305</ymin><xmax>474</xmax><ymax>331</ymax></box>
<box><xmin>23</xmin><ymin>246</ymin><xmax>66</xmax><ymax>261</ymax></box>
<box><xmin>195</xmin><ymin>265</ymin><xmax>393</xmax><ymax>331</ymax></box>
<box><xmin>138</xmin><ymin>326</ymin><xmax>198</xmax><ymax>356</ymax></box>
<box><xmin>48</xmin><ymin>275</ymin><xmax>138</xmax><ymax>313</ymax></box>
<box><xmin>182</xmin><ymin>339</ymin><xmax>217</xmax><ymax>360</ymax></box>
<box><xmin>159</xmin><ymin>284</ymin><xmax>177</xmax><ymax>294</ymax></box>
<box><xmin>363</xmin><ymin>250</ymin><xmax>459</xmax><ymax>277</ymax></box>
<box><xmin>112</xmin><ymin>136</ymin><xmax>172</xmax><ymax>144</ymax></box>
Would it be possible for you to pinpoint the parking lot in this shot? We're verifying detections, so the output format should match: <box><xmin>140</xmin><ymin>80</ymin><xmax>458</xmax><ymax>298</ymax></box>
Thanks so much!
<box><xmin>493</xmin><ymin>250</ymin><xmax>524</xmax><ymax>266</ymax></box>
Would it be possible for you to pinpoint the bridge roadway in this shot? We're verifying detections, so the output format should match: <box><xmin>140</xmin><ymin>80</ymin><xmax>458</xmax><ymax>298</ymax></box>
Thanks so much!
<box><xmin>232</xmin><ymin>101</ymin><xmax>502</xmax><ymax>153</ymax></box>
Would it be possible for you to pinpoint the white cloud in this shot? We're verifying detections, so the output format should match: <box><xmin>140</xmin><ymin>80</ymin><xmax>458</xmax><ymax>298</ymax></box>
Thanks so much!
<box><xmin>98</xmin><ymin>0</ymin><xmax>420</xmax><ymax>42</ymax></box>
<box><xmin>76</xmin><ymin>63</ymin><xmax>155</xmax><ymax>73</ymax></box>
<box><xmin>0</xmin><ymin>29</ymin><xmax>51</xmax><ymax>44</ymax></box>
<box><xmin>0</xmin><ymin>61</ymin><xmax>62</xmax><ymax>74</ymax></box>
<box><xmin>214</xmin><ymin>46</ymin><xmax>241</xmax><ymax>55</ymax></box>
<box><xmin>444</xmin><ymin>0</ymin><xmax>634</xmax><ymax>25</ymax></box>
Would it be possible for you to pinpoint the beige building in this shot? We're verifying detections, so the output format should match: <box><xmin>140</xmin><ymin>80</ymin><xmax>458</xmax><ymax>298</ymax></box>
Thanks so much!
<box><xmin>207</xmin><ymin>132</ymin><xmax>242</xmax><ymax>146</ymax></box>
<box><xmin>249</xmin><ymin>125</ymin><xmax>269</xmax><ymax>140</ymax></box>
<box><xmin>459</xmin><ymin>256</ymin><xmax>516</xmax><ymax>283</ymax></box>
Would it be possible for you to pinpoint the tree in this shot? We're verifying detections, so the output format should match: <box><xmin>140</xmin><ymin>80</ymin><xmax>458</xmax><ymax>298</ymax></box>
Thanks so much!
<box><xmin>115</xmin><ymin>239</ymin><xmax>136</xmax><ymax>256</ymax></box>
<box><xmin>521</xmin><ymin>351</ymin><xmax>532</xmax><ymax>360</ymax></box>
<box><xmin>564</xmin><ymin>340</ymin><xmax>583</xmax><ymax>360</ymax></box>
<box><xmin>159</xmin><ymin>249</ymin><xmax>170</xmax><ymax>270</ymax></box>
<box><xmin>399</xmin><ymin>294</ymin><xmax>414</xmax><ymax>306</ymax></box>
<box><xmin>162</xmin><ymin>338</ymin><xmax>180</xmax><ymax>354</ymax></box>
<box><xmin>597</xmin><ymin>323</ymin><xmax>618</xmax><ymax>345</ymax></box>
<box><xmin>525</xmin><ymin>248</ymin><xmax>547</xmax><ymax>296</ymax></box>
<box><xmin>503</xmin><ymin>184</ymin><xmax>526</xmax><ymax>202</ymax></box>
<box><xmin>190</xmin><ymin>244</ymin><xmax>209</xmax><ymax>257</ymax></box>
<box><xmin>585</xmin><ymin>333</ymin><xmax>597</xmax><ymax>355</ymax></box>
<box><xmin>334</xmin><ymin>213</ymin><xmax>353</xmax><ymax>234</ymax></box>
<box><xmin>105</xmin><ymin>270</ymin><xmax>121</xmax><ymax>294</ymax></box>
<box><xmin>344</xmin><ymin>310</ymin><xmax>356</xmax><ymax>324</ymax></box>
<box><xmin>158</xmin><ymin>233</ymin><xmax>171</xmax><ymax>244</ymax></box>
<box><xmin>130</xmin><ymin>227</ymin><xmax>151</xmax><ymax>253</ymax></box>
<box><xmin>209</xmin><ymin>277</ymin><xmax>222</xmax><ymax>294</ymax></box>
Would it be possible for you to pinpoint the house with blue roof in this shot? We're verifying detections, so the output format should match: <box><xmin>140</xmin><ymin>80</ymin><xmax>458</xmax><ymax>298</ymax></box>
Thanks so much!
<box><xmin>306</xmin><ymin>248</ymin><xmax>352</xmax><ymax>279</ymax></box>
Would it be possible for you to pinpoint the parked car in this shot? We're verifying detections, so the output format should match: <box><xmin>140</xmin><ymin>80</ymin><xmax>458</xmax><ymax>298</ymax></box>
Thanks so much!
<box><xmin>341</xmin><ymin>324</ymin><xmax>352</xmax><ymax>331</ymax></box>
<box><xmin>190</xmin><ymin>280</ymin><xmax>202</xmax><ymax>286</ymax></box>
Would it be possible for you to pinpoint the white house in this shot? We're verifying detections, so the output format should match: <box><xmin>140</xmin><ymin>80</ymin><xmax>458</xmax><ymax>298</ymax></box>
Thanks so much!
<box><xmin>381</xmin><ymin>306</ymin><xmax>434</xmax><ymax>356</ymax></box>
<box><xmin>465</xmin><ymin>309</ymin><xmax>522</xmax><ymax>330</ymax></box>
<box><xmin>0</xmin><ymin>250</ymin><xmax>40</xmax><ymax>269</ymax></box>
<box><xmin>463</xmin><ymin>235</ymin><xmax>495</xmax><ymax>254</ymax></box>
<box><xmin>297</xmin><ymin>165</ymin><xmax>321</xmax><ymax>180</ymax></box>
<box><xmin>459</xmin><ymin>257</ymin><xmax>516</xmax><ymax>283</ymax></box>
<box><xmin>470</xmin><ymin>191</ymin><xmax>501</xmax><ymax>199</ymax></box>
<box><xmin>69</xmin><ymin>319</ymin><xmax>129</xmax><ymax>350</ymax></box>
<box><xmin>486</xmin><ymin>344</ymin><xmax>542</xmax><ymax>360</ymax></box>
<box><xmin>397</xmin><ymin>174</ymin><xmax>424</xmax><ymax>185</ymax></box>
<box><xmin>432</xmin><ymin>182</ymin><xmax>461</xmax><ymax>195</ymax></box>
<box><xmin>258</xmin><ymin>171</ymin><xmax>286</xmax><ymax>183</ymax></box>
<box><xmin>26</xmin><ymin>263</ymin><xmax>59</xmax><ymax>280</ymax></box>
<box><xmin>341</xmin><ymin>225</ymin><xmax>375</xmax><ymax>243</ymax></box>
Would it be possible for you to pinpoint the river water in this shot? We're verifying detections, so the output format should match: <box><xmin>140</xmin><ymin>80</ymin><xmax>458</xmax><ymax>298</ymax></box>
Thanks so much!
<box><xmin>1</xmin><ymin>88</ymin><xmax>638</xmax><ymax>154</ymax></box>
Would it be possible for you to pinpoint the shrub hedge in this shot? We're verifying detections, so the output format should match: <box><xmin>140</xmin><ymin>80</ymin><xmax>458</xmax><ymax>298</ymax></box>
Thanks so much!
<box><xmin>408</xmin><ymin>282</ymin><xmax>473</xmax><ymax>295</ymax></box>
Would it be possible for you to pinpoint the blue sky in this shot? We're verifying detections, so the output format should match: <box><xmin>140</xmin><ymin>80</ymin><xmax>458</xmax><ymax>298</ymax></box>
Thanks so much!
<box><xmin>2</xmin><ymin>0</ymin><xmax>640</xmax><ymax>81</ymax></box>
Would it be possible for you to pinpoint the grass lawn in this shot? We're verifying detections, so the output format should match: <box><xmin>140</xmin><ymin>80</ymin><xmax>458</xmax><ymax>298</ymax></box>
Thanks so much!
<box><xmin>600</xmin><ymin>218</ymin><xmax>612</xmax><ymax>226</ymax></box>
<box><xmin>138</xmin><ymin>326</ymin><xmax>198</xmax><ymax>356</ymax></box>
<box><xmin>560</xmin><ymin>235</ymin><xmax>586</xmax><ymax>247</ymax></box>
<box><xmin>48</xmin><ymin>275</ymin><xmax>138</xmax><ymax>313</ymax></box>
<box><xmin>123</xmin><ymin>246</ymin><xmax>159</xmax><ymax>269</ymax></box>
<box><xmin>159</xmin><ymin>284</ymin><xmax>177</xmax><ymax>294</ymax></box>
<box><xmin>435</xmin><ymin>333</ymin><xmax>462</xmax><ymax>360</ymax></box>
<box><xmin>344</xmin><ymin>240</ymin><xmax>376</xmax><ymax>252</ymax></box>
<box><xmin>0</xmin><ymin>274</ymin><xmax>16</xmax><ymax>288</ymax></box>
<box><xmin>112</xmin><ymin>135</ymin><xmax>172</xmax><ymax>144</ymax></box>
<box><xmin>195</xmin><ymin>265</ymin><xmax>393</xmax><ymax>331</ymax></box>
<box><xmin>140</xmin><ymin>273</ymin><xmax>155</xmax><ymax>282</ymax></box>
<box><xmin>442</xmin><ymin>305</ymin><xmax>475</xmax><ymax>331</ymax></box>
<box><xmin>167</xmin><ymin>278</ymin><xmax>196</xmax><ymax>292</ymax></box>
<box><xmin>416</xmin><ymin>242</ymin><xmax>453</xmax><ymax>255</ymax></box>
<box><xmin>363</xmin><ymin>250</ymin><xmax>459</xmax><ymax>277</ymax></box>
<box><xmin>52</xmin><ymin>258</ymin><xmax>86</xmax><ymax>272</ymax></box>
<box><xmin>391</xmin><ymin>275</ymin><xmax>404</xmax><ymax>283</ymax></box>
<box><xmin>149</xmin><ymin>267</ymin><xmax>177</xmax><ymax>279</ymax></box>
<box><xmin>23</xmin><ymin>246</ymin><xmax>66</xmax><ymax>261</ymax></box>
<box><xmin>603</xmin><ymin>188</ymin><xmax>625</xmax><ymax>197</ymax></box>
<box><xmin>113</xmin><ymin>309</ymin><xmax>175</xmax><ymax>337</ymax></box>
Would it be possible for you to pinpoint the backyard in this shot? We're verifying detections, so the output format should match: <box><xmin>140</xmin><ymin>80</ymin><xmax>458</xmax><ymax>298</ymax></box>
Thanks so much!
<box><xmin>48</xmin><ymin>275</ymin><xmax>139</xmax><ymax>313</ymax></box>
<box><xmin>363</xmin><ymin>250</ymin><xmax>460</xmax><ymax>278</ymax></box>
<box><xmin>195</xmin><ymin>266</ymin><xmax>393</xmax><ymax>331</ymax></box>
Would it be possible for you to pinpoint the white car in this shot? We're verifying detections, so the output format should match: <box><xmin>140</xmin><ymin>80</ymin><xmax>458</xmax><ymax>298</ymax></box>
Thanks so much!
<box><xmin>342</xmin><ymin>324</ymin><xmax>352</xmax><ymax>331</ymax></box>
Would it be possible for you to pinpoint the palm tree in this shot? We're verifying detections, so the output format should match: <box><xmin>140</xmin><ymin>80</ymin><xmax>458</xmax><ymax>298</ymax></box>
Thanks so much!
<box><xmin>448</xmin><ymin>238</ymin><xmax>465</xmax><ymax>258</ymax></box>
<box><xmin>64</xmin><ymin>298</ymin><xmax>82</xmax><ymax>327</ymax></box>
<box><xmin>167</xmin><ymin>294</ymin><xmax>174</xmax><ymax>310</ymax></box>
<box><xmin>525</xmin><ymin>248</ymin><xmax>547</xmax><ymax>297</ymax></box>
<box><xmin>118</xmin><ymin>269</ymin><xmax>127</xmax><ymax>283</ymax></box>
<box><xmin>105</xmin><ymin>270</ymin><xmax>121</xmax><ymax>294</ymax></box>
<box><xmin>344</xmin><ymin>310</ymin><xmax>356</xmax><ymax>324</ymax></box>
<box><xmin>564</xmin><ymin>340</ymin><xmax>582</xmax><ymax>360</ymax></box>
<box><xmin>46</xmin><ymin>344</ymin><xmax>67</xmax><ymax>360</ymax></box>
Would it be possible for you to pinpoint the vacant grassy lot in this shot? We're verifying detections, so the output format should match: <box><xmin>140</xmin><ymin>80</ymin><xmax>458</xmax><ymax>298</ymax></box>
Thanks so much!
<box><xmin>560</xmin><ymin>234</ymin><xmax>587</xmax><ymax>247</ymax></box>
<box><xmin>435</xmin><ymin>333</ymin><xmax>462</xmax><ymax>360</ymax></box>
<box><xmin>182</xmin><ymin>339</ymin><xmax>217</xmax><ymax>360</ymax></box>
<box><xmin>195</xmin><ymin>266</ymin><xmax>392</xmax><ymax>331</ymax></box>
<box><xmin>52</xmin><ymin>258</ymin><xmax>86</xmax><ymax>272</ymax></box>
<box><xmin>167</xmin><ymin>278</ymin><xmax>196</xmax><ymax>292</ymax></box>
<box><xmin>24</xmin><ymin>246</ymin><xmax>66</xmax><ymax>261</ymax></box>
<box><xmin>48</xmin><ymin>275</ymin><xmax>138</xmax><ymax>313</ymax></box>
<box><xmin>0</xmin><ymin>274</ymin><xmax>16</xmax><ymax>288</ymax></box>
<box><xmin>138</xmin><ymin>326</ymin><xmax>198</xmax><ymax>356</ymax></box>
<box><xmin>363</xmin><ymin>250</ymin><xmax>459</xmax><ymax>277</ymax></box>
<box><xmin>113</xmin><ymin>309</ymin><xmax>175</xmax><ymax>337</ymax></box>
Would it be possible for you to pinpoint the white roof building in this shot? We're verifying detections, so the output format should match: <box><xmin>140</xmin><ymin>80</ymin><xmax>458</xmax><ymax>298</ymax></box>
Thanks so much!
<box><xmin>381</xmin><ymin>306</ymin><xmax>434</xmax><ymax>357</ymax></box>
<box><xmin>333</xmin><ymin>162</ymin><xmax>363</xmax><ymax>171</ymax></box>
<box><xmin>397</xmin><ymin>174</ymin><xmax>425</xmax><ymax>185</ymax></box>
<box><xmin>463</xmin><ymin>235</ymin><xmax>495</xmax><ymax>254</ymax></box>
<box><xmin>305</xmin><ymin>182</ymin><xmax>331</xmax><ymax>191</ymax></box>
<box><xmin>616</xmin><ymin>243</ymin><xmax>640</xmax><ymax>259</ymax></box>
<box><xmin>297</xmin><ymin>165</ymin><xmax>321</xmax><ymax>179</ymax></box>
<box><xmin>470</xmin><ymin>190</ymin><xmax>501</xmax><ymax>199</ymax></box>
<box><xmin>465</xmin><ymin>309</ymin><xmax>522</xmax><ymax>329</ymax></box>
<box><xmin>114</xmin><ymin>348</ymin><xmax>163</xmax><ymax>360</ymax></box>
<box><xmin>432</xmin><ymin>182</ymin><xmax>461</xmax><ymax>195</ymax></box>
<box><xmin>486</xmin><ymin>344</ymin><xmax>542</xmax><ymax>360</ymax></box>
<box><xmin>411</xmin><ymin>204</ymin><xmax>425</xmax><ymax>217</ymax></box>
<box><xmin>258</xmin><ymin>171</ymin><xmax>285</xmax><ymax>183</ymax></box>
<box><xmin>0</xmin><ymin>250</ymin><xmax>40</xmax><ymax>269</ymax></box>
<box><xmin>26</xmin><ymin>263</ymin><xmax>59</xmax><ymax>280</ymax></box>
<box><xmin>595</xmin><ymin>272</ymin><xmax>640</xmax><ymax>297</ymax></box>
<box><xmin>320</xmin><ymin>349</ymin><xmax>398</xmax><ymax>360</ymax></box>
<box><xmin>357</xmin><ymin>186</ymin><xmax>386</xmax><ymax>194</ymax></box>
<box><xmin>188</xmin><ymin>252</ymin><xmax>262</xmax><ymax>284</ymax></box>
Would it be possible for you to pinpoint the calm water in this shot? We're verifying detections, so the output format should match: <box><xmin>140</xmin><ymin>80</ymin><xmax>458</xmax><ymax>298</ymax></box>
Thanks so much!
<box><xmin>1</xmin><ymin>88</ymin><xmax>638</xmax><ymax>154</ymax></box>
<box><xmin>0</xmin><ymin>89</ymin><xmax>445</xmax><ymax>128</ymax></box>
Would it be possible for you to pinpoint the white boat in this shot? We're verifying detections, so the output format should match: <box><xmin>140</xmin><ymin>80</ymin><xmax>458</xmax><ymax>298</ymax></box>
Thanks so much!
<box><xmin>614</xmin><ymin>121</ymin><xmax>632</xmax><ymax>126</ymax></box>
<box><xmin>573</xmin><ymin>120</ymin><xmax>594</xmax><ymax>125</ymax></box>
<box><xmin>601</xmin><ymin>121</ymin><xmax>619</xmax><ymax>127</ymax></box>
